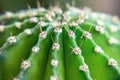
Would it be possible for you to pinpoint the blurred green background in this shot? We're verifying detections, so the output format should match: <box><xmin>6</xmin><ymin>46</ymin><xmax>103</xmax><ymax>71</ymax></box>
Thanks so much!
<box><xmin>0</xmin><ymin>0</ymin><xmax>120</xmax><ymax>16</ymax></box>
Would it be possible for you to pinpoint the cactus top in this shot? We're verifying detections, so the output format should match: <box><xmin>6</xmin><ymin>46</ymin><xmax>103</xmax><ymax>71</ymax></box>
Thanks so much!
<box><xmin>0</xmin><ymin>5</ymin><xmax>120</xmax><ymax>80</ymax></box>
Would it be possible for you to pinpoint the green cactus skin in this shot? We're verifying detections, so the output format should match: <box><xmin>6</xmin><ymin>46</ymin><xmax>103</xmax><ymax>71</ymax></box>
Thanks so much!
<box><xmin>0</xmin><ymin>5</ymin><xmax>120</xmax><ymax>80</ymax></box>
<box><xmin>0</xmin><ymin>19</ymin><xmax>37</xmax><ymax>47</ymax></box>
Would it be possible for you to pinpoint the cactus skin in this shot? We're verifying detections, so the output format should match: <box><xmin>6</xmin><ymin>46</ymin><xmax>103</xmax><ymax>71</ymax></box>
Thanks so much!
<box><xmin>0</xmin><ymin>5</ymin><xmax>120</xmax><ymax>80</ymax></box>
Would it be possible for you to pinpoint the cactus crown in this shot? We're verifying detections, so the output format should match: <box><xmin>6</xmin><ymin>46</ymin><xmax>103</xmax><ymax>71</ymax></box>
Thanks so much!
<box><xmin>0</xmin><ymin>4</ymin><xmax>120</xmax><ymax>80</ymax></box>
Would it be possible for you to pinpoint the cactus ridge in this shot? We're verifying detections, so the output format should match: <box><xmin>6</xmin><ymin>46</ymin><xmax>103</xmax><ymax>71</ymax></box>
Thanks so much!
<box><xmin>0</xmin><ymin>5</ymin><xmax>120</xmax><ymax>80</ymax></box>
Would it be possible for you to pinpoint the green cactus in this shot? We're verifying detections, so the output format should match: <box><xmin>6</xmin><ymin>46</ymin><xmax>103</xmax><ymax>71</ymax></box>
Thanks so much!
<box><xmin>0</xmin><ymin>5</ymin><xmax>120</xmax><ymax>80</ymax></box>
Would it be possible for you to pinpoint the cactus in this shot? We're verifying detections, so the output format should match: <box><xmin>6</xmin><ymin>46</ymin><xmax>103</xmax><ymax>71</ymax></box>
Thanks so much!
<box><xmin>0</xmin><ymin>5</ymin><xmax>120</xmax><ymax>80</ymax></box>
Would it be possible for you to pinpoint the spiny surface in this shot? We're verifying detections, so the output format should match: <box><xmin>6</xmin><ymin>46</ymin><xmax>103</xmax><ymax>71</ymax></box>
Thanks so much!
<box><xmin>0</xmin><ymin>6</ymin><xmax>120</xmax><ymax>80</ymax></box>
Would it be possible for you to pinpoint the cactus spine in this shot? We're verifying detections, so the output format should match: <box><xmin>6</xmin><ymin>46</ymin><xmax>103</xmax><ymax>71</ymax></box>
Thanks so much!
<box><xmin>0</xmin><ymin>5</ymin><xmax>120</xmax><ymax>80</ymax></box>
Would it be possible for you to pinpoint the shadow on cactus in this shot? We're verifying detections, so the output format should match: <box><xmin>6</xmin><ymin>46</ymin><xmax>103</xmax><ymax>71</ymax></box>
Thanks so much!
<box><xmin>0</xmin><ymin>4</ymin><xmax>120</xmax><ymax>80</ymax></box>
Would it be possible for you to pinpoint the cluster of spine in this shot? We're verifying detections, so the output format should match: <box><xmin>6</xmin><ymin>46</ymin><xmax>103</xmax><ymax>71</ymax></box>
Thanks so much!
<box><xmin>0</xmin><ymin>4</ymin><xmax>120</xmax><ymax>80</ymax></box>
